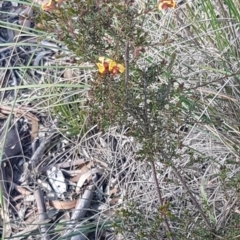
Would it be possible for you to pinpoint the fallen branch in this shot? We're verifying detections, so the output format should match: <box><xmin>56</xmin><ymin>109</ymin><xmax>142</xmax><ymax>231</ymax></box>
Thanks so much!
<box><xmin>63</xmin><ymin>175</ymin><xmax>98</xmax><ymax>240</ymax></box>
<box><xmin>30</xmin><ymin>132</ymin><xmax>59</xmax><ymax>240</ymax></box>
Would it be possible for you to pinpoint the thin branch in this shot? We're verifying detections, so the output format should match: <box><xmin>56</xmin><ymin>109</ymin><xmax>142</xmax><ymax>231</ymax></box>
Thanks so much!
<box><xmin>141</xmin><ymin>71</ymin><xmax>173</xmax><ymax>238</ymax></box>
<box><xmin>30</xmin><ymin>132</ymin><xmax>58</xmax><ymax>240</ymax></box>
<box><xmin>150</xmin><ymin>160</ymin><xmax>173</xmax><ymax>239</ymax></box>
<box><xmin>124</xmin><ymin>41</ymin><xmax>130</xmax><ymax>90</ymax></box>
<box><xmin>63</xmin><ymin>175</ymin><xmax>98</xmax><ymax>240</ymax></box>
<box><xmin>35</xmin><ymin>189</ymin><xmax>50</xmax><ymax>240</ymax></box>
<box><xmin>30</xmin><ymin>132</ymin><xmax>59</xmax><ymax>169</ymax></box>
<box><xmin>171</xmin><ymin>165</ymin><xmax>213</xmax><ymax>231</ymax></box>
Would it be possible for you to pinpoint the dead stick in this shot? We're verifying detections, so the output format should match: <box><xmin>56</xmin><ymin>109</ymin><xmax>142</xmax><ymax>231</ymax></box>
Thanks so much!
<box><xmin>150</xmin><ymin>161</ymin><xmax>173</xmax><ymax>239</ymax></box>
<box><xmin>171</xmin><ymin>165</ymin><xmax>213</xmax><ymax>230</ymax></box>
<box><xmin>30</xmin><ymin>132</ymin><xmax>58</xmax><ymax>240</ymax></box>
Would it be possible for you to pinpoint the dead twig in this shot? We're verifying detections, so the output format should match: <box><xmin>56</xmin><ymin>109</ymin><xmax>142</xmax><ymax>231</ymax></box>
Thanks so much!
<box><xmin>29</xmin><ymin>132</ymin><xmax>58</xmax><ymax>240</ymax></box>
<box><xmin>150</xmin><ymin>161</ymin><xmax>173</xmax><ymax>239</ymax></box>
<box><xmin>35</xmin><ymin>189</ymin><xmax>50</xmax><ymax>240</ymax></box>
<box><xmin>30</xmin><ymin>132</ymin><xmax>58</xmax><ymax>169</ymax></box>
<box><xmin>171</xmin><ymin>165</ymin><xmax>214</xmax><ymax>231</ymax></box>
<box><xmin>64</xmin><ymin>175</ymin><xmax>98</xmax><ymax>240</ymax></box>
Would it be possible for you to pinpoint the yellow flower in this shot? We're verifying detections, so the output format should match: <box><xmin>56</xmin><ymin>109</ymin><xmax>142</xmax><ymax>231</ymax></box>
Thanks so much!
<box><xmin>108</xmin><ymin>60</ymin><xmax>117</xmax><ymax>71</ymax></box>
<box><xmin>109</xmin><ymin>61</ymin><xmax>125</xmax><ymax>74</ymax></box>
<box><xmin>96</xmin><ymin>62</ymin><xmax>107</xmax><ymax>74</ymax></box>
<box><xmin>96</xmin><ymin>57</ymin><xmax>111</xmax><ymax>74</ymax></box>
<box><xmin>41</xmin><ymin>0</ymin><xmax>56</xmax><ymax>11</ymax></box>
<box><xmin>96</xmin><ymin>57</ymin><xmax>125</xmax><ymax>75</ymax></box>
<box><xmin>41</xmin><ymin>0</ymin><xmax>62</xmax><ymax>11</ymax></box>
<box><xmin>158</xmin><ymin>0</ymin><xmax>176</xmax><ymax>10</ymax></box>
<box><xmin>98</xmin><ymin>57</ymin><xmax>109</xmax><ymax>63</ymax></box>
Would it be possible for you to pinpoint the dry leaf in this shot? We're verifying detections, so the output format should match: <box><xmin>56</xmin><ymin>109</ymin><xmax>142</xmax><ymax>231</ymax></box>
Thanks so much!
<box><xmin>48</xmin><ymin>199</ymin><xmax>77</xmax><ymax>210</ymax></box>
<box><xmin>76</xmin><ymin>168</ymin><xmax>104</xmax><ymax>192</ymax></box>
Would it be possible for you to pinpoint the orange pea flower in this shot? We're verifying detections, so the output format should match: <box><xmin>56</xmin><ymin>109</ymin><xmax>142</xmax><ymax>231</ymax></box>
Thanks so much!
<box><xmin>109</xmin><ymin>61</ymin><xmax>125</xmax><ymax>75</ymax></box>
<box><xmin>158</xmin><ymin>0</ymin><xmax>176</xmax><ymax>10</ymax></box>
<box><xmin>96</xmin><ymin>57</ymin><xmax>125</xmax><ymax>75</ymax></box>
<box><xmin>96</xmin><ymin>57</ymin><xmax>111</xmax><ymax>74</ymax></box>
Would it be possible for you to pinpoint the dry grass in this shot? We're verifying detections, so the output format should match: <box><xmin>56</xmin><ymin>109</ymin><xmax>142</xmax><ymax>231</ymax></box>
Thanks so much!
<box><xmin>0</xmin><ymin>0</ymin><xmax>240</xmax><ymax>239</ymax></box>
